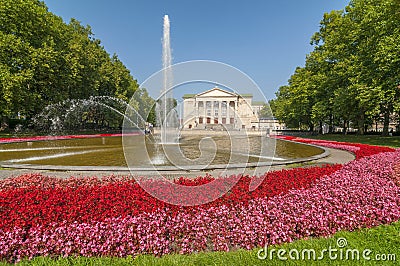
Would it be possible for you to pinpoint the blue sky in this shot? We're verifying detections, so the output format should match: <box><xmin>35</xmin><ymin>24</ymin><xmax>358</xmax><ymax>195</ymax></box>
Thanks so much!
<box><xmin>43</xmin><ymin>0</ymin><xmax>349</xmax><ymax>100</ymax></box>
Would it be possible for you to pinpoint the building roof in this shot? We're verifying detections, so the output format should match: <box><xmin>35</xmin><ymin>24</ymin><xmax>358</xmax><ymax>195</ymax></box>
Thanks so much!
<box><xmin>182</xmin><ymin>94</ymin><xmax>196</xmax><ymax>99</ymax></box>
<box><xmin>252</xmin><ymin>101</ymin><xmax>266</xmax><ymax>106</ymax></box>
<box><xmin>182</xmin><ymin>87</ymin><xmax>253</xmax><ymax>99</ymax></box>
<box><xmin>195</xmin><ymin>87</ymin><xmax>238</xmax><ymax>98</ymax></box>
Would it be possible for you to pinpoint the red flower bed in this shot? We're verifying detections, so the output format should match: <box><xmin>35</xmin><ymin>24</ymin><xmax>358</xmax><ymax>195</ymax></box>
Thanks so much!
<box><xmin>0</xmin><ymin>165</ymin><xmax>341</xmax><ymax>231</ymax></box>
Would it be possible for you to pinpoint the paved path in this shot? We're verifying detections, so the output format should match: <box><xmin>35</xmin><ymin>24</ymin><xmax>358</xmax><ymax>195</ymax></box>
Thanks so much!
<box><xmin>0</xmin><ymin>147</ymin><xmax>355</xmax><ymax>180</ymax></box>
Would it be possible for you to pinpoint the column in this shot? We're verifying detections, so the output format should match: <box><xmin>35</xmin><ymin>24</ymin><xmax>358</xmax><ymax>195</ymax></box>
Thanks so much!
<box><xmin>195</xmin><ymin>100</ymin><xmax>198</xmax><ymax>124</ymax></box>
<box><xmin>211</xmin><ymin>100</ymin><xmax>214</xmax><ymax>124</ymax></box>
<box><xmin>204</xmin><ymin>101</ymin><xmax>207</xmax><ymax>120</ymax></box>
<box><xmin>235</xmin><ymin>99</ymin><xmax>239</xmax><ymax>128</ymax></box>
<box><xmin>219</xmin><ymin>101</ymin><xmax>222</xmax><ymax>124</ymax></box>
<box><xmin>227</xmin><ymin>101</ymin><xmax>230</xmax><ymax>124</ymax></box>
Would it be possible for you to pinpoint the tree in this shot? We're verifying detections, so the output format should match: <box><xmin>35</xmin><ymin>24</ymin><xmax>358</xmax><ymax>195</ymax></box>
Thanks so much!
<box><xmin>0</xmin><ymin>0</ymin><xmax>148</xmax><ymax>132</ymax></box>
<box><xmin>273</xmin><ymin>67</ymin><xmax>317</xmax><ymax>130</ymax></box>
<box><xmin>272</xmin><ymin>0</ymin><xmax>400</xmax><ymax>135</ymax></box>
<box><xmin>259</xmin><ymin>103</ymin><xmax>273</xmax><ymax>118</ymax></box>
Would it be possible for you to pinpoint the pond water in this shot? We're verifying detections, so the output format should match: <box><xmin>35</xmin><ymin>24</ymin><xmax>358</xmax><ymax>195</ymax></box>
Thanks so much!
<box><xmin>0</xmin><ymin>135</ymin><xmax>323</xmax><ymax>168</ymax></box>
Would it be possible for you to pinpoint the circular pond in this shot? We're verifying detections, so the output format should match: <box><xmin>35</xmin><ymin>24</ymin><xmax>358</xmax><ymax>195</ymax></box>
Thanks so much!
<box><xmin>0</xmin><ymin>134</ymin><xmax>326</xmax><ymax>171</ymax></box>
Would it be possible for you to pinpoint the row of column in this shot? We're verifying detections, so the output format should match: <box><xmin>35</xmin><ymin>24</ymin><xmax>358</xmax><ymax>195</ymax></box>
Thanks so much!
<box><xmin>196</xmin><ymin>100</ymin><xmax>238</xmax><ymax>124</ymax></box>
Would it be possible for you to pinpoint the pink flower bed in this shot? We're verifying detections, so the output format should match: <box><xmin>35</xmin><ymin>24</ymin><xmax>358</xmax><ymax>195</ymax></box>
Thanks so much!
<box><xmin>0</xmin><ymin>136</ymin><xmax>399</xmax><ymax>262</ymax></box>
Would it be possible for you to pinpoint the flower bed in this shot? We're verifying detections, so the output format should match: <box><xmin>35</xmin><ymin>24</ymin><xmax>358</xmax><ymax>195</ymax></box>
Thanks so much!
<box><xmin>273</xmin><ymin>135</ymin><xmax>395</xmax><ymax>159</ymax></box>
<box><xmin>0</xmin><ymin>165</ymin><xmax>342</xmax><ymax>231</ymax></box>
<box><xmin>0</xmin><ymin>137</ymin><xmax>399</xmax><ymax>262</ymax></box>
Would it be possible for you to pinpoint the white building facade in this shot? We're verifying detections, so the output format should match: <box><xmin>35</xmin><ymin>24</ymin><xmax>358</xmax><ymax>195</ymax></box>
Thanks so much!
<box><xmin>182</xmin><ymin>87</ymin><xmax>263</xmax><ymax>130</ymax></box>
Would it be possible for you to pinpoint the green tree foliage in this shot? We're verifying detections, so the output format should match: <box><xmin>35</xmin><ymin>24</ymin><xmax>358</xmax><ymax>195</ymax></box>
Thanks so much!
<box><xmin>0</xmin><ymin>0</ymin><xmax>150</xmax><ymax>131</ymax></box>
<box><xmin>259</xmin><ymin>103</ymin><xmax>273</xmax><ymax>118</ymax></box>
<box><xmin>272</xmin><ymin>0</ymin><xmax>400</xmax><ymax>135</ymax></box>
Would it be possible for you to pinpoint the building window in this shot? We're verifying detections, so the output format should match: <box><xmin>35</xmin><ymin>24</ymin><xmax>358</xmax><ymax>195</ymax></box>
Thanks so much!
<box><xmin>198</xmin><ymin>101</ymin><xmax>204</xmax><ymax>108</ymax></box>
<box><xmin>207</xmin><ymin>117</ymin><xmax>211</xmax><ymax>124</ymax></box>
<box><xmin>222</xmin><ymin>101</ymin><xmax>227</xmax><ymax>116</ymax></box>
<box><xmin>229</xmin><ymin>101</ymin><xmax>235</xmax><ymax>117</ymax></box>
<box><xmin>214</xmin><ymin>101</ymin><xmax>219</xmax><ymax>117</ymax></box>
<box><xmin>222</xmin><ymin>118</ymin><xmax>226</xmax><ymax>124</ymax></box>
<box><xmin>199</xmin><ymin>117</ymin><xmax>203</xmax><ymax>124</ymax></box>
<box><xmin>206</xmin><ymin>101</ymin><xmax>211</xmax><ymax>116</ymax></box>
<box><xmin>214</xmin><ymin>118</ymin><xmax>218</xmax><ymax>124</ymax></box>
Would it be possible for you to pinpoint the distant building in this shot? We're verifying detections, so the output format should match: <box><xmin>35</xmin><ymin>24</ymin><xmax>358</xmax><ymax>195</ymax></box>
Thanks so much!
<box><xmin>182</xmin><ymin>87</ymin><xmax>284</xmax><ymax>130</ymax></box>
<box><xmin>255</xmin><ymin>117</ymin><xmax>286</xmax><ymax>131</ymax></box>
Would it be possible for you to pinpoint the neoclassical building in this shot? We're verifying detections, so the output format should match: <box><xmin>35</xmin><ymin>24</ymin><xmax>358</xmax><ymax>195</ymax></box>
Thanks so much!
<box><xmin>182</xmin><ymin>87</ymin><xmax>261</xmax><ymax>130</ymax></box>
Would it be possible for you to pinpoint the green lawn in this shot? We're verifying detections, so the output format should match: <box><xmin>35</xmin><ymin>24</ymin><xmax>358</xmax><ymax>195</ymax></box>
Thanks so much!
<box><xmin>307</xmin><ymin>134</ymin><xmax>400</xmax><ymax>148</ymax></box>
<box><xmin>2</xmin><ymin>221</ymin><xmax>398</xmax><ymax>266</ymax></box>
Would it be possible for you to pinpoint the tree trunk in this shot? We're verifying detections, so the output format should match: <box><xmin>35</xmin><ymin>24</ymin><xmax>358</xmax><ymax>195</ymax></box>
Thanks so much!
<box><xmin>309</xmin><ymin>123</ymin><xmax>314</xmax><ymax>132</ymax></box>
<box><xmin>0</xmin><ymin>116</ymin><xmax>9</xmax><ymax>131</ymax></box>
<box><xmin>329</xmin><ymin>114</ymin><xmax>334</xmax><ymax>133</ymax></box>
<box><xmin>382</xmin><ymin>110</ymin><xmax>390</xmax><ymax>136</ymax></box>
<box><xmin>357</xmin><ymin>112</ymin><xmax>365</xmax><ymax>135</ymax></box>
<box><xmin>343</xmin><ymin>120</ymin><xmax>347</xmax><ymax>135</ymax></box>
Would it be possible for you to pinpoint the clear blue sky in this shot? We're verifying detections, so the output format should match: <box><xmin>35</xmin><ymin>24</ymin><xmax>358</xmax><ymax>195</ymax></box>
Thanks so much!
<box><xmin>43</xmin><ymin>0</ymin><xmax>349</xmax><ymax>100</ymax></box>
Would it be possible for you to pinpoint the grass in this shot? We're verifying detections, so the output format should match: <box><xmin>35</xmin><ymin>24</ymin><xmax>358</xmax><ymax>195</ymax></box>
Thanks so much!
<box><xmin>2</xmin><ymin>221</ymin><xmax>398</xmax><ymax>265</ymax></box>
<box><xmin>0</xmin><ymin>133</ymin><xmax>14</xmax><ymax>138</ymax></box>
<box><xmin>307</xmin><ymin>134</ymin><xmax>400</xmax><ymax>148</ymax></box>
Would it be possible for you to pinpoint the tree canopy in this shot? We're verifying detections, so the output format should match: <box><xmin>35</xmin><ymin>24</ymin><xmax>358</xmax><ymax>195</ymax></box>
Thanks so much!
<box><xmin>0</xmin><ymin>0</ymin><xmax>155</xmax><ymax>132</ymax></box>
<box><xmin>271</xmin><ymin>0</ymin><xmax>400</xmax><ymax>135</ymax></box>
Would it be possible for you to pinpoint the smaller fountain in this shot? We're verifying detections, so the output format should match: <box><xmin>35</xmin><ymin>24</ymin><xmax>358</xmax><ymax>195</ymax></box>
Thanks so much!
<box><xmin>31</xmin><ymin>96</ymin><xmax>147</xmax><ymax>134</ymax></box>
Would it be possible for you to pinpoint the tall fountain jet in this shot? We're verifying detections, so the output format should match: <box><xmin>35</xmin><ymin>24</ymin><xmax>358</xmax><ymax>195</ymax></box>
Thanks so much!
<box><xmin>159</xmin><ymin>14</ymin><xmax>179</xmax><ymax>144</ymax></box>
<box><xmin>162</xmin><ymin>15</ymin><xmax>172</xmax><ymax>86</ymax></box>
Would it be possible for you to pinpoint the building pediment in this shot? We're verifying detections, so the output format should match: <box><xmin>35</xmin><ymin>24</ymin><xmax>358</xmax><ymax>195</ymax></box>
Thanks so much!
<box><xmin>195</xmin><ymin>87</ymin><xmax>238</xmax><ymax>98</ymax></box>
